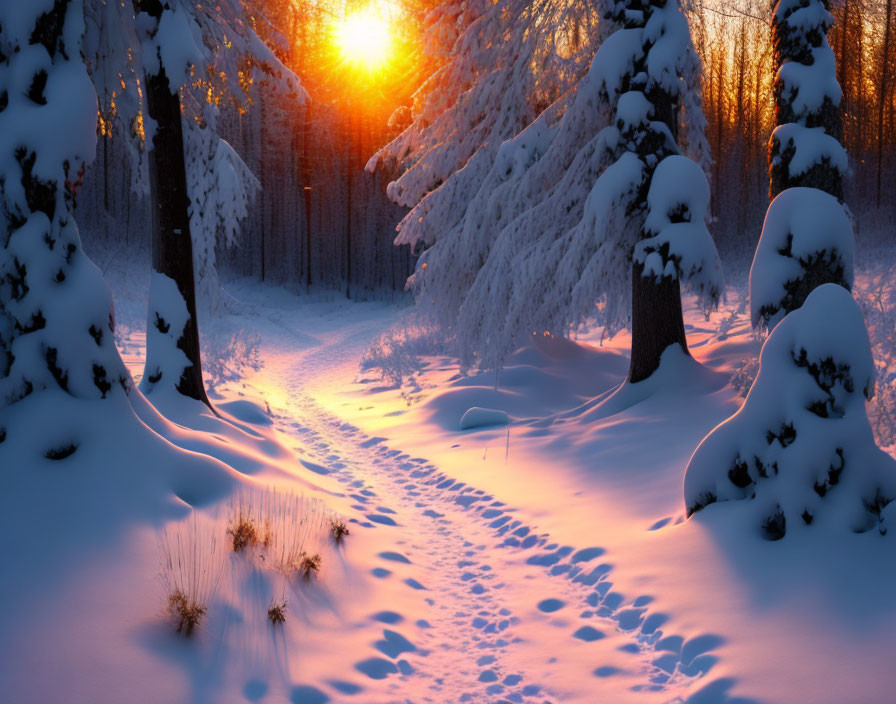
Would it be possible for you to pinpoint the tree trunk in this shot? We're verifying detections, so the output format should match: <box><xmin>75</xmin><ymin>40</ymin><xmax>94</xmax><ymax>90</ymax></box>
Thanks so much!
<box><xmin>628</xmin><ymin>262</ymin><xmax>689</xmax><ymax>383</ymax></box>
<box><xmin>345</xmin><ymin>111</ymin><xmax>353</xmax><ymax>299</ymax></box>
<box><xmin>877</xmin><ymin>0</ymin><xmax>893</xmax><ymax>207</ymax></box>
<box><xmin>136</xmin><ymin>0</ymin><xmax>210</xmax><ymax>407</ymax></box>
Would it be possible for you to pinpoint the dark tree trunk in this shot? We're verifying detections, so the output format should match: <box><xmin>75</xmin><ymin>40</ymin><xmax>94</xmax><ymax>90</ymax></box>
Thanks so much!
<box><xmin>345</xmin><ymin>111</ymin><xmax>353</xmax><ymax>300</ymax></box>
<box><xmin>303</xmin><ymin>106</ymin><xmax>313</xmax><ymax>292</ymax></box>
<box><xmin>629</xmin><ymin>263</ymin><xmax>689</xmax><ymax>383</ymax></box>
<box><xmin>622</xmin><ymin>1</ymin><xmax>692</xmax><ymax>384</ymax></box>
<box><xmin>136</xmin><ymin>0</ymin><xmax>210</xmax><ymax>407</ymax></box>
<box><xmin>877</xmin><ymin>0</ymin><xmax>893</xmax><ymax>207</ymax></box>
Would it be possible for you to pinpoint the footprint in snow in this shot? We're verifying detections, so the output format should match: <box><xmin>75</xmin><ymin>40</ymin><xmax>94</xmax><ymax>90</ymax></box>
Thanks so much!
<box><xmin>354</xmin><ymin>657</ymin><xmax>397</xmax><ymax>680</ymax></box>
<box><xmin>377</xmin><ymin>551</ymin><xmax>411</xmax><ymax>564</ymax></box>
<box><xmin>289</xmin><ymin>684</ymin><xmax>329</xmax><ymax>704</ymax></box>
<box><xmin>374</xmin><ymin>629</ymin><xmax>416</xmax><ymax>658</ymax></box>
<box><xmin>537</xmin><ymin>598</ymin><xmax>566</xmax><ymax>613</ymax></box>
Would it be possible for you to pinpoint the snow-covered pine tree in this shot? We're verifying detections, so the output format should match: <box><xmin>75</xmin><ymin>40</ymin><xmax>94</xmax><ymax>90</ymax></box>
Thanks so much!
<box><xmin>684</xmin><ymin>1</ymin><xmax>896</xmax><ymax>538</ymax></box>
<box><xmin>769</xmin><ymin>0</ymin><xmax>845</xmax><ymax>200</ymax></box>
<box><xmin>603</xmin><ymin>0</ymin><xmax>723</xmax><ymax>382</ymax></box>
<box><xmin>753</xmin><ymin>0</ymin><xmax>852</xmax><ymax>329</ymax></box>
<box><xmin>401</xmin><ymin>0</ymin><xmax>721</xmax><ymax>377</ymax></box>
<box><xmin>134</xmin><ymin>0</ymin><xmax>210</xmax><ymax>406</ymax></box>
<box><xmin>0</xmin><ymin>0</ymin><xmax>130</xmax><ymax>418</ymax></box>
<box><xmin>368</xmin><ymin>0</ymin><xmax>603</xmax><ymax>259</ymax></box>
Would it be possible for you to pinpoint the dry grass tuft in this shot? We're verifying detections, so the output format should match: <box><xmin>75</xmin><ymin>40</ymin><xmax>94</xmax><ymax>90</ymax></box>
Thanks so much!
<box><xmin>168</xmin><ymin>590</ymin><xmax>207</xmax><ymax>636</ymax></box>
<box><xmin>268</xmin><ymin>599</ymin><xmax>287</xmax><ymax>624</ymax></box>
<box><xmin>260</xmin><ymin>490</ymin><xmax>327</xmax><ymax>578</ymax></box>
<box><xmin>159</xmin><ymin>517</ymin><xmax>223</xmax><ymax>638</ymax></box>
<box><xmin>329</xmin><ymin>517</ymin><xmax>350</xmax><ymax>543</ymax></box>
<box><xmin>298</xmin><ymin>552</ymin><xmax>322</xmax><ymax>579</ymax></box>
<box><xmin>227</xmin><ymin>518</ymin><xmax>259</xmax><ymax>552</ymax></box>
<box><xmin>227</xmin><ymin>491</ymin><xmax>265</xmax><ymax>552</ymax></box>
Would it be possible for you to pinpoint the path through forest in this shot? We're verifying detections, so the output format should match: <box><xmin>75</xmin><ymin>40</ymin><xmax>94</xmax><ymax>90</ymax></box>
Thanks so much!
<box><xmin>233</xmin><ymin>296</ymin><xmax>727</xmax><ymax>704</ymax></box>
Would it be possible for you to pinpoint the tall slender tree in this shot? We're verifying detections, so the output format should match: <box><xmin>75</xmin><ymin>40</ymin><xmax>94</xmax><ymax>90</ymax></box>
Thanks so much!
<box><xmin>134</xmin><ymin>0</ymin><xmax>210</xmax><ymax>406</ymax></box>
<box><xmin>758</xmin><ymin>0</ymin><xmax>851</xmax><ymax>327</ymax></box>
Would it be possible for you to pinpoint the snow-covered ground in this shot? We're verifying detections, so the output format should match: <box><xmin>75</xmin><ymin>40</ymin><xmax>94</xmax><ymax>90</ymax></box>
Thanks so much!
<box><xmin>3</xmin><ymin>259</ymin><xmax>896</xmax><ymax>704</ymax></box>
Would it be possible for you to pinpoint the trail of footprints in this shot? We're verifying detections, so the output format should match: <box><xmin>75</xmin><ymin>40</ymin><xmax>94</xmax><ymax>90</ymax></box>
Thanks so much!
<box><xmin>275</xmin><ymin>396</ymin><xmax>723</xmax><ymax>703</ymax></box>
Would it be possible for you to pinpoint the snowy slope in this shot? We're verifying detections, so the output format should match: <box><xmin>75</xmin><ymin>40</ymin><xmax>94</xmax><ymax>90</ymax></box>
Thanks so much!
<box><xmin>3</xmin><ymin>264</ymin><xmax>896</xmax><ymax>704</ymax></box>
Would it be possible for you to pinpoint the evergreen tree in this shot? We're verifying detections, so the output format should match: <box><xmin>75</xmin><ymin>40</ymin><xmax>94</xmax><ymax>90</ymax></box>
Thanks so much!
<box><xmin>753</xmin><ymin>0</ymin><xmax>852</xmax><ymax>329</ymax></box>
<box><xmin>134</xmin><ymin>0</ymin><xmax>210</xmax><ymax>406</ymax></box>
<box><xmin>685</xmin><ymin>0</ymin><xmax>896</xmax><ymax>538</ymax></box>
<box><xmin>0</xmin><ymin>0</ymin><xmax>130</xmax><ymax>416</ymax></box>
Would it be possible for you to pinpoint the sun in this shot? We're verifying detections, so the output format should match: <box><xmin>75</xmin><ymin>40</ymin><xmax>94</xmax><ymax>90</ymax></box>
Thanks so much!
<box><xmin>334</xmin><ymin>7</ymin><xmax>392</xmax><ymax>73</ymax></box>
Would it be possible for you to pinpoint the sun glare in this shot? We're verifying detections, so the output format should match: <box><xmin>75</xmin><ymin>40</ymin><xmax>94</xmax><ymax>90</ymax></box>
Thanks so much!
<box><xmin>334</xmin><ymin>7</ymin><xmax>392</xmax><ymax>73</ymax></box>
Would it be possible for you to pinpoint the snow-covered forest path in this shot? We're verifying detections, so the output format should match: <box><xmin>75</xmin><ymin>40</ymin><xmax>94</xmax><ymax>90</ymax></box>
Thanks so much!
<box><xmin>229</xmin><ymin>297</ymin><xmax>725</xmax><ymax>704</ymax></box>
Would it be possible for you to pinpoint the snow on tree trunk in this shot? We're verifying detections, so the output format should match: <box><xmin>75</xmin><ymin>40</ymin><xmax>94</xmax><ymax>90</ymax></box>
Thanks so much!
<box><xmin>135</xmin><ymin>0</ymin><xmax>209</xmax><ymax>406</ymax></box>
<box><xmin>684</xmin><ymin>284</ymin><xmax>896</xmax><ymax>538</ymax></box>
<box><xmin>0</xmin><ymin>0</ymin><xmax>129</xmax><ymax>417</ymax></box>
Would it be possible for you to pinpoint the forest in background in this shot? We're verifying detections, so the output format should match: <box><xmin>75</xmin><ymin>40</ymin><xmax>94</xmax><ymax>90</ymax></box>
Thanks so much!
<box><xmin>73</xmin><ymin>0</ymin><xmax>896</xmax><ymax>301</ymax></box>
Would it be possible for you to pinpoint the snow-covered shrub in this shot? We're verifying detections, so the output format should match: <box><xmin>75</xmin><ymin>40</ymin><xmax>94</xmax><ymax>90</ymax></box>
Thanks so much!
<box><xmin>200</xmin><ymin>326</ymin><xmax>262</xmax><ymax>394</ymax></box>
<box><xmin>361</xmin><ymin>310</ymin><xmax>451</xmax><ymax>384</ymax></box>
<box><xmin>185</xmin><ymin>120</ymin><xmax>260</xmax><ymax>312</ymax></box>
<box><xmin>749</xmin><ymin>187</ymin><xmax>854</xmax><ymax>331</ymax></box>
<box><xmin>0</xmin><ymin>0</ymin><xmax>130</xmax><ymax>410</ymax></box>
<box><xmin>854</xmin><ymin>270</ymin><xmax>896</xmax><ymax>450</ymax></box>
<box><xmin>685</xmin><ymin>284</ymin><xmax>896</xmax><ymax>538</ymax></box>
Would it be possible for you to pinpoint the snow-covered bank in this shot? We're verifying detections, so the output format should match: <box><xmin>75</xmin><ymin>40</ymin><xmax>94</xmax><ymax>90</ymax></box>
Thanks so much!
<box><xmin>4</xmin><ymin>267</ymin><xmax>896</xmax><ymax>704</ymax></box>
<box><xmin>310</xmin><ymin>282</ymin><xmax>896</xmax><ymax>704</ymax></box>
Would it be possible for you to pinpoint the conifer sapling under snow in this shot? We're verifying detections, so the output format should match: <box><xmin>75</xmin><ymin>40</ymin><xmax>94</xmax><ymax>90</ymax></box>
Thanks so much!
<box><xmin>684</xmin><ymin>285</ymin><xmax>896</xmax><ymax>537</ymax></box>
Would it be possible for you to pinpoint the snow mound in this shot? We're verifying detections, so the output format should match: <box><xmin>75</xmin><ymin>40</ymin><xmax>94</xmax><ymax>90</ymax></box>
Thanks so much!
<box><xmin>685</xmin><ymin>284</ymin><xmax>896</xmax><ymax>537</ymax></box>
<box><xmin>749</xmin><ymin>187</ymin><xmax>854</xmax><ymax>330</ymax></box>
<box><xmin>460</xmin><ymin>406</ymin><xmax>509</xmax><ymax>430</ymax></box>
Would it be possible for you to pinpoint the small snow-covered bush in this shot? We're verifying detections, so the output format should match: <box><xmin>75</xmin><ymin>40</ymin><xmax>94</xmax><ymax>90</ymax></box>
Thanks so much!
<box><xmin>685</xmin><ymin>284</ymin><xmax>896</xmax><ymax>537</ymax></box>
<box><xmin>361</xmin><ymin>311</ymin><xmax>449</xmax><ymax>384</ymax></box>
<box><xmin>854</xmin><ymin>270</ymin><xmax>896</xmax><ymax>450</ymax></box>
<box><xmin>201</xmin><ymin>326</ymin><xmax>262</xmax><ymax>394</ymax></box>
<box><xmin>159</xmin><ymin>518</ymin><xmax>223</xmax><ymax>636</ymax></box>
